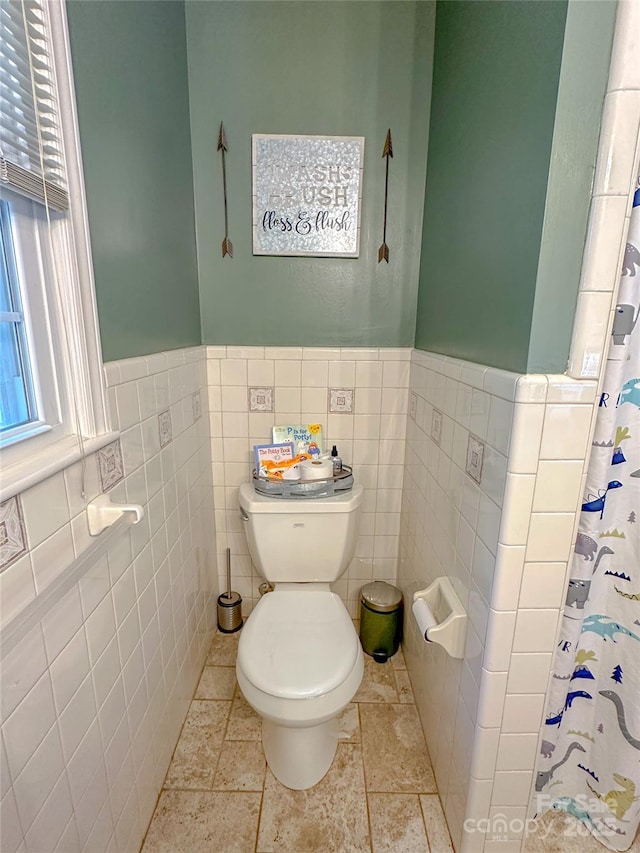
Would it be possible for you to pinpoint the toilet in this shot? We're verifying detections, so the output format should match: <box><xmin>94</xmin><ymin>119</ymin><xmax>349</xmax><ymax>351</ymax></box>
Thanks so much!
<box><xmin>237</xmin><ymin>481</ymin><xmax>364</xmax><ymax>790</ymax></box>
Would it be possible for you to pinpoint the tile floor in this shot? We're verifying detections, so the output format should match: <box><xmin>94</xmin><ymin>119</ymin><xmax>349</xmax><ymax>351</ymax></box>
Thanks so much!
<box><xmin>141</xmin><ymin>627</ymin><xmax>453</xmax><ymax>853</ymax></box>
<box><xmin>523</xmin><ymin>810</ymin><xmax>640</xmax><ymax>852</ymax></box>
<box><xmin>140</xmin><ymin>627</ymin><xmax>626</xmax><ymax>853</ymax></box>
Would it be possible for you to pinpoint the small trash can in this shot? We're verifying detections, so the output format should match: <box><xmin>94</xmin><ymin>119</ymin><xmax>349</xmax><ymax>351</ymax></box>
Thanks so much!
<box><xmin>359</xmin><ymin>581</ymin><xmax>403</xmax><ymax>663</ymax></box>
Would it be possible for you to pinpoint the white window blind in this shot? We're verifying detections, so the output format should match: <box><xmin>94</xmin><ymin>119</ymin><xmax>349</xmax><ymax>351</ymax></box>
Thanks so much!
<box><xmin>0</xmin><ymin>0</ymin><xmax>68</xmax><ymax>210</ymax></box>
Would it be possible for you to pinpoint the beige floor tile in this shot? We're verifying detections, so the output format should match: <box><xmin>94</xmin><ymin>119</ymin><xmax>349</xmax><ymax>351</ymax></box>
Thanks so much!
<box><xmin>142</xmin><ymin>789</ymin><xmax>261</xmax><ymax>852</ymax></box>
<box><xmin>368</xmin><ymin>793</ymin><xmax>429</xmax><ymax>853</ymax></box>
<box><xmin>225</xmin><ymin>693</ymin><xmax>262</xmax><ymax>741</ymax></box>
<box><xmin>392</xmin><ymin>647</ymin><xmax>407</xmax><ymax>670</ymax></box>
<box><xmin>194</xmin><ymin>665</ymin><xmax>236</xmax><ymax>699</ymax></box>
<box><xmin>206</xmin><ymin>628</ymin><xmax>241</xmax><ymax>666</ymax></box>
<box><xmin>257</xmin><ymin>744</ymin><xmax>370</xmax><ymax>853</ymax></box>
<box><xmin>394</xmin><ymin>669</ymin><xmax>415</xmax><ymax>703</ymax></box>
<box><xmin>146</xmin><ymin>620</ymin><xmax>445</xmax><ymax>853</ymax></box>
<box><xmin>523</xmin><ymin>810</ymin><xmax>630</xmax><ymax>852</ymax></box>
<box><xmin>354</xmin><ymin>657</ymin><xmax>399</xmax><ymax>703</ymax></box>
<box><xmin>212</xmin><ymin>741</ymin><xmax>266</xmax><ymax>791</ymax></box>
<box><xmin>338</xmin><ymin>703</ymin><xmax>361</xmax><ymax>743</ymax></box>
<box><xmin>361</xmin><ymin>704</ymin><xmax>436</xmax><ymax>793</ymax></box>
<box><xmin>419</xmin><ymin>795</ymin><xmax>453</xmax><ymax>852</ymax></box>
<box><xmin>164</xmin><ymin>700</ymin><xmax>230</xmax><ymax>790</ymax></box>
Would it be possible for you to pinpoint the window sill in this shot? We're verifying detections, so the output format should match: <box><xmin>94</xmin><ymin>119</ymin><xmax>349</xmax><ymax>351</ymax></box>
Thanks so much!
<box><xmin>0</xmin><ymin>431</ymin><xmax>119</xmax><ymax>503</ymax></box>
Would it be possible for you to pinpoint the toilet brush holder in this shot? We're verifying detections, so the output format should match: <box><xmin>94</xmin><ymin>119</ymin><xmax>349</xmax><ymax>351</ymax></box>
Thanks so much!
<box><xmin>217</xmin><ymin>548</ymin><xmax>243</xmax><ymax>633</ymax></box>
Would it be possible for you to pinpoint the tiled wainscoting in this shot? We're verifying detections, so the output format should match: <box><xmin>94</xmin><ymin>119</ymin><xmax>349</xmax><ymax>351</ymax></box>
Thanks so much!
<box><xmin>0</xmin><ymin>349</ymin><xmax>616</xmax><ymax>853</ymax></box>
<box><xmin>206</xmin><ymin>346</ymin><xmax>411</xmax><ymax>617</ymax></box>
<box><xmin>0</xmin><ymin>347</ymin><xmax>217</xmax><ymax>852</ymax></box>
<box><xmin>398</xmin><ymin>350</ymin><xmax>599</xmax><ymax>852</ymax></box>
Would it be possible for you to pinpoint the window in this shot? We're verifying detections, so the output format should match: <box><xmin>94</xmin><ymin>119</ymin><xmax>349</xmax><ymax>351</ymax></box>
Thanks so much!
<box><xmin>0</xmin><ymin>189</ymin><xmax>67</xmax><ymax>450</ymax></box>
<box><xmin>0</xmin><ymin>0</ymin><xmax>113</xmax><ymax>501</ymax></box>
<box><xmin>0</xmin><ymin>200</ymin><xmax>36</xmax><ymax>437</ymax></box>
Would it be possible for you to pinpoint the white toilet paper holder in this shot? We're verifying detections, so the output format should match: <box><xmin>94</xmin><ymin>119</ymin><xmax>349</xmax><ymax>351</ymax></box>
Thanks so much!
<box><xmin>87</xmin><ymin>494</ymin><xmax>144</xmax><ymax>536</ymax></box>
<box><xmin>412</xmin><ymin>576</ymin><xmax>467</xmax><ymax>659</ymax></box>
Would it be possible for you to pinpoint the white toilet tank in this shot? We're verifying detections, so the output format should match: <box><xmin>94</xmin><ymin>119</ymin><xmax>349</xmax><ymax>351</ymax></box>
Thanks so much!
<box><xmin>239</xmin><ymin>483</ymin><xmax>363</xmax><ymax>582</ymax></box>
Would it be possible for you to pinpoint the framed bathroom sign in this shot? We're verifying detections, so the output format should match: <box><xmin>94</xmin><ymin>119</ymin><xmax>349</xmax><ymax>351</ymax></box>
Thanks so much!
<box><xmin>252</xmin><ymin>134</ymin><xmax>364</xmax><ymax>257</ymax></box>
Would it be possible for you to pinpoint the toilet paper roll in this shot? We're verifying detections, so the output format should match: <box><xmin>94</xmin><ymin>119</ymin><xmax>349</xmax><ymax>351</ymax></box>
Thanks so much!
<box><xmin>300</xmin><ymin>458</ymin><xmax>334</xmax><ymax>480</ymax></box>
<box><xmin>412</xmin><ymin>597</ymin><xmax>438</xmax><ymax>640</ymax></box>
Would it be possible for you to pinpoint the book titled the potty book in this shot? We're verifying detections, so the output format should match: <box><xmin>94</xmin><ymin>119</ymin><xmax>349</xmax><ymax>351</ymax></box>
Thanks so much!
<box><xmin>272</xmin><ymin>424</ymin><xmax>324</xmax><ymax>456</ymax></box>
<box><xmin>254</xmin><ymin>442</ymin><xmax>296</xmax><ymax>477</ymax></box>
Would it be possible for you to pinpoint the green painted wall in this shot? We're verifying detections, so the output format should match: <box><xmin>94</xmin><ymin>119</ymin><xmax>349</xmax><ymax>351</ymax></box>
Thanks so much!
<box><xmin>186</xmin><ymin>1</ymin><xmax>434</xmax><ymax>347</ymax></box>
<box><xmin>527</xmin><ymin>1</ymin><xmax>615</xmax><ymax>373</ymax></box>
<box><xmin>67</xmin><ymin>1</ymin><xmax>201</xmax><ymax>362</ymax></box>
<box><xmin>66</xmin><ymin>0</ymin><xmax>613</xmax><ymax>367</ymax></box>
<box><xmin>414</xmin><ymin>0</ymin><xmax>569</xmax><ymax>373</ymax></box>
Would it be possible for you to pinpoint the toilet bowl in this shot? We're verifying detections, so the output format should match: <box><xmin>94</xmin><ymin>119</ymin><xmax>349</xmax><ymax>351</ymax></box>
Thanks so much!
<box><xmin>237</xmin><ymin>481</ymin><xmax>364</xmax><ymax>789</ymax></box>
<box><xmin>237</xmin><ymin>584</ymin><xmax>364</xmax><ymax>790</ymax></box>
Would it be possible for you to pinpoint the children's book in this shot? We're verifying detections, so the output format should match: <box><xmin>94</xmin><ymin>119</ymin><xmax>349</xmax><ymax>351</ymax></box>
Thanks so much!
<box><xmin>254</xmin><ymin>442</ymin><xmax>295</xmax><ymax>477</ymax></box>
<box><xmin>272</xmin><ymin>424</ymin><xmax>323</xmax><ymax>456</ymax></box>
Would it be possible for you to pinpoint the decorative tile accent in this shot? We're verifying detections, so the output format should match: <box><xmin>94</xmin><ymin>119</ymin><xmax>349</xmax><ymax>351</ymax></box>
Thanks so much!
<box><xmin>466</xmin><ymin>434</ymin><xmax>485</xmax><ymax>484</ymax></box>
<box><xmin>410</xmin><ymin>392</ymin><xmax>417</xmax><ymax>421</ymax></box>
<box><xmin>329</xmin><ymin>388</ymin><xmax>354</xmax><ymax>413</ymax></box>
<box><xmin>248</xmin><ymin>387</ymin><xmax>273</xmax><ymax>413</ymax></box>
<box><xmin>431</xmin><ymin>408</ymin><xmax>443</xmax><ymax>445</ymax></box>
<box><xmin>97</xmin><ymin>439</ymin><xmax>124</xmax><ymax>492</ymax></box>
<box><xmin>192</xmin><ymin>391</ymin><xmax>202</xmax><ymax>421</ymax></box>
<box><xmin>159</xmin><ymin>410</ymin><xmax>172</xmax><ymax>448</ymax></box>
<box><xmin>0</xmin><ymin>496</ymin><xmax>27</xmax><ymax>570</ymax></box>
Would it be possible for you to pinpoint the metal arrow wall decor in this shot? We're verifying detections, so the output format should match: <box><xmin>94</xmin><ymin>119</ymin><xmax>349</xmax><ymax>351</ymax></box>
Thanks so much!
<box><xmin>217</xmin><ymin>122</ymin><xmax>233</xmax><ymax>258</ymax></box>
<box><xmin>378</xmin><ymin>128</ymin><xmax>393</xmax><ymax>264</ymax></box>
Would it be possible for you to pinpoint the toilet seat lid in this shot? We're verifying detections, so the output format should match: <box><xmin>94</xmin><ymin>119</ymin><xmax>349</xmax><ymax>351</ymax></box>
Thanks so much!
<box><xmin>238</xmin><ymin>590</ymin><xmax>359</xmax><ymax>699</ymax></box>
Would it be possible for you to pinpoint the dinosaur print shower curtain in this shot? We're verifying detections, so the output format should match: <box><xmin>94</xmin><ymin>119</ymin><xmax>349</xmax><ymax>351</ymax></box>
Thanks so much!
<box><xmin>536</xmin><ymin>177</ymin><xmax>640</xmax><ymax>850</ymax></box>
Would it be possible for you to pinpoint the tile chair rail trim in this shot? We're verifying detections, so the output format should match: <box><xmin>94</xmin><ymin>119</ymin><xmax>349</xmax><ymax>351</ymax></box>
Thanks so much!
<box><xmin>0</xmin><ymin>514</ymin><xmax>133</xmax><ymax>660</ymax></box>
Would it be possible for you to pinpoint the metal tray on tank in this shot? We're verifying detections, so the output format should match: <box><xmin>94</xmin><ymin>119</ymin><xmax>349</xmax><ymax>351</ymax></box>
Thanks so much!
<box><xmin>252</xmin><ymin>465</ymin><xmax>354</xmax><ymax>499</ymax></box>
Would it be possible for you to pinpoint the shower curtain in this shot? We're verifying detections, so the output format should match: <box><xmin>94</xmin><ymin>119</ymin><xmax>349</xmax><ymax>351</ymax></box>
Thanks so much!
<box><xmin>537</xmin><ymin>175</ymin><xmax>640</xmax><ymax>851</ymax></box>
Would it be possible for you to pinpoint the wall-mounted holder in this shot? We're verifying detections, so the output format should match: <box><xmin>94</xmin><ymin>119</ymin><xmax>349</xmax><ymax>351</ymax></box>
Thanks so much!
<box><xmin>87</xmin><ymin>494</ymin><xmax>144</xmax><ymax>536</ymax></box>
<box><xmin>412</xmin><ymin>576</ymin><xmax>467</xmax><ymax>659</ymax></box>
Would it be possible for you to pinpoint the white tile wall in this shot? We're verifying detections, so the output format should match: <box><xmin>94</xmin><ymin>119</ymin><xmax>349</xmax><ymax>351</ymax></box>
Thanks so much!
<box><xmin>566</xmin><ymin>0</ymin><xmax>640</xmax><ymax>383</ymax></box>
<box><xmin>398</xmin><ymin>349</ymin><xmax>517</xmax><ymax>850</ymax></box>
<box><xmin>0</xmin><ymin>338</ymin><xmax>595</xmax><ymax>849</ymax></box>
<box><xmin>463</xmin><ymin>367</ymin><xmax>597</xmax><ymax>851</ymax></box>
<box><xmin>0</xmin><ymin>346</ymin><xmax>217</xmax><ymax>853</ymax></box>
<box><xmin>397</xmin><ymin>349</ymin><xmax>604</xmax><ymax>851</ymax></box>
<box><xmin>209</xmin><ymin>346</ymin><xmax>412</xmax><ymax>617</ymax></box>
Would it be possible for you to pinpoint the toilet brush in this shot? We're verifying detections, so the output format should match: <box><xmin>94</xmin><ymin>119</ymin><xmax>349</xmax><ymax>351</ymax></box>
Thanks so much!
<box><xmin>217</xmin><ymin>547</ymin><xmax>243</xmax><ymax>633</ymax></box>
